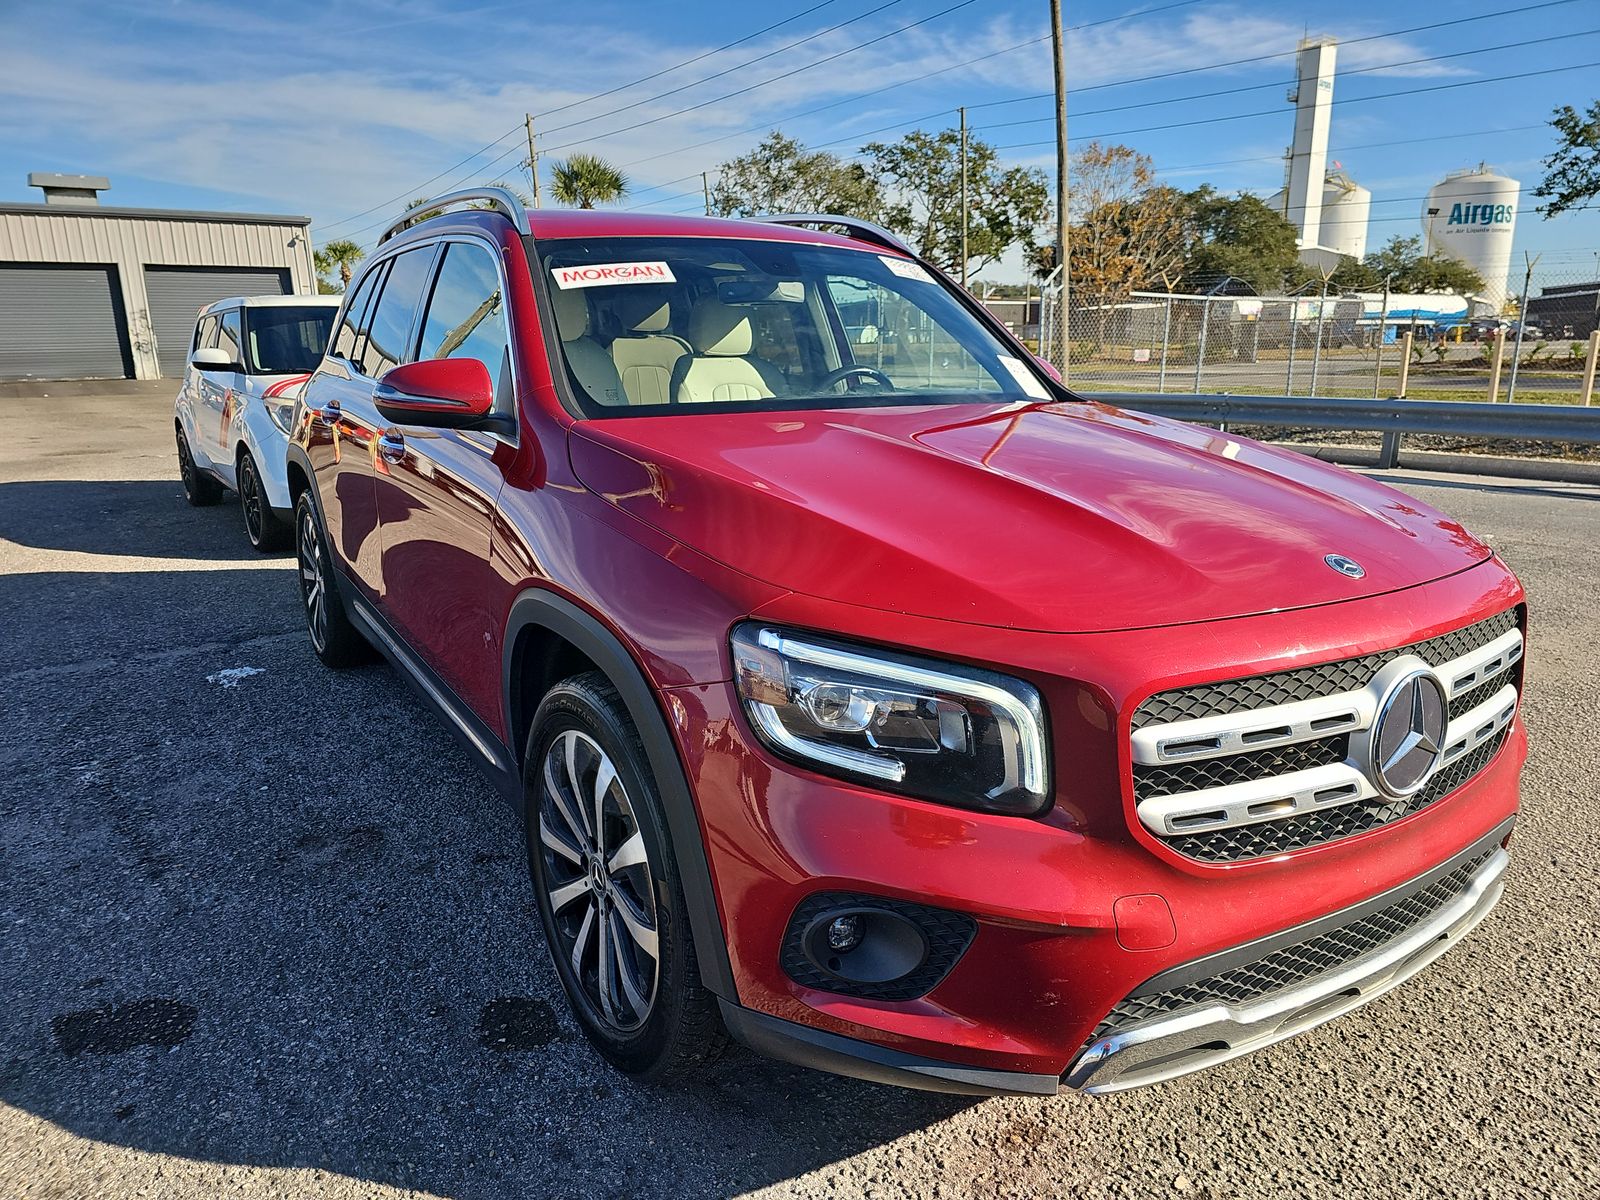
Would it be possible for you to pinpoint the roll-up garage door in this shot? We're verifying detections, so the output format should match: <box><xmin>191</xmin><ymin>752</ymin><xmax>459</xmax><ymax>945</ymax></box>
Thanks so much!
<box><xmin>146</xmin><ymin>266</ymin><xmax>291</xmax><ymax>377</ymax></box>
<box><xmin>0</xmin><ymin>263</ymin><xmax>132</xmax><ymax>381</ymax></box>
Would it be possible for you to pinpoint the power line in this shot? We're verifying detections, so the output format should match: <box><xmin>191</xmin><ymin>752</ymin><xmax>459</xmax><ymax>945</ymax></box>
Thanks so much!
<box><xmin>612</xmin><ymin>0</ymin><xmax>1203</xmax><ymax>173</ymax></box>
<box><xmin>328</xmin><ymin>0</ymin><xmax>1203</xmax><ymax>238</ymax></box>
<box><xmin>962</xmin><ymin>0</ymin><xmax>1585</xmax><ymax>114</ymax></box>
<box><xmin>533</xmin><ymin>0</ymin><xmax>845</xmax><ymax>121</ymax></box>
<box><xmin>536</xmin><ymin>0</ymin><xmax>912</xmax><ymax>140</ymax></box>
<box><xmin>971</xmin><ymin>29</ymin><xmax>1597</xmax><ymax>135</ymax></box>
<box><xmin>989</xmin><ymin>60</ymin><xmax>1600</xmax><ymax>150</ymax></box>
<box><xmin>318</xmin><ymin>123</ymin><xmax>524</xmax><ymax>235</ymax></box>
<box><xmin>537</xmin><ymin>0</ymin><xmax>987</xmax><ymax>158</ymax></box>
<box><xmin>318</xmin><ymin>0</ymin><xmax>848</xmax><ymax>235</ymax></box>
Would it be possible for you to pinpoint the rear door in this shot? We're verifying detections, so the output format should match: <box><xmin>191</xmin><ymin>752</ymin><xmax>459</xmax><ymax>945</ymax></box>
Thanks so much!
<box><xmin>198</xmin><ymin>307</ymin><xmax>247</xmax><ymax>471</ymax></box>
<box><xmin>372</xmin><ymin>238</ymin><xmax>516</xmax><ymax>721</ymax></box>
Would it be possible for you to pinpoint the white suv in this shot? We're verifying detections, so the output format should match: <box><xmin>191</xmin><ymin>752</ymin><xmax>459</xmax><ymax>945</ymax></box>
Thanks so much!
<box><xmin>174</xmin><ymin>294</ymin><xmax>341</xmax><ymax>549</ymax></box>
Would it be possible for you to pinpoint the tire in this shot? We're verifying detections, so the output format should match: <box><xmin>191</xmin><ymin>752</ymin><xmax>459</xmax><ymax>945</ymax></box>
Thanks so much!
<box><xmin>525</xmin><ymin>672</ymin><xmax>728</xmax><ymax>1080</ymax></box>
<box><xmin>239</xmin><ymin>449</ymin><xmax>291</xmax><ymax>552</ymax></box>
<box><xmin>177</xmin><ymin>425</ymin><xmax>224</xmax><ymax>507</ymax></box>
<box><xmin>294</xmin><ymin>491</ymin><xmax>371</xmax><ymax>668</ymax></box>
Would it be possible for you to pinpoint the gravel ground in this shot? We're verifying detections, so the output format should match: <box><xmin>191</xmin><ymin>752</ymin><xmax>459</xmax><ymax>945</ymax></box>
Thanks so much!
<box><xmin>2</xmin><ymin>386</ymin><xmax>1597</xmax><ymax>1200</ymax></box>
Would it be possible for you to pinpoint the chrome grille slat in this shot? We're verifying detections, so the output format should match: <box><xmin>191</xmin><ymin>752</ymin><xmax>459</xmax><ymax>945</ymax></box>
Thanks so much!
<box><xmin>1131</xmin><ymin>610</ymin><xmax>1522</xmax><ymax>862</ymax></box>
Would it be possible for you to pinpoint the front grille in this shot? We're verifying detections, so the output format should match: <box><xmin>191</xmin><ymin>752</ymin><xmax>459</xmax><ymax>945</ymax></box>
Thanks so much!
<box><xmin>1133</xmin><ymin>608</ymin><xmax>1520</xmax><ymax>730</ymax></box>
<box><xmin>1089</xmin><ymin>845</ymin><xmax>1497</xmax><ymax>1043</ymax></box>
<box><xmin>1130</xmin><ymin>608</ymin><xmax>1522</xmax><ymax>863</ymax></box>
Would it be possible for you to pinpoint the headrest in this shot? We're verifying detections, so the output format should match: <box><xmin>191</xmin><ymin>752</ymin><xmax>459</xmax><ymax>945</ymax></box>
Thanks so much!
<box><xmin>687</xmin><ymin>300</ymin><xmax>753</xmax><ymax>357</ymax></box>
<box><xmin>631</xmin><ymin>302</ymin><xmax>671</xmax><ymax>333</ymax></box>
<box><xmin>551</xmin><ymin>285</ymin><xmax>589</xmax><ymax>342</ymax></box>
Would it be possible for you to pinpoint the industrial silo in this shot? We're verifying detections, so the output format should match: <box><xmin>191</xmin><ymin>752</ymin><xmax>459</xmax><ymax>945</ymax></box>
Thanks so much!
<box><xmin>1319</xmin><ymin>172</ymin><xmax>1370</xmax><ymax>260</ymax></box>
<box><xmin>1423</xmin><ymin>165</ymin><xmax>1519</xmax><ymax>305</ymax></box>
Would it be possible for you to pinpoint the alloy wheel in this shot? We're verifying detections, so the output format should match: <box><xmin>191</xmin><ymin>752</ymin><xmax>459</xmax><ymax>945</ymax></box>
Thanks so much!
<box><xmin>178</xmin><ymin>433</ymin><xmax>196</xmax><ymax>492</ymax></box>
<box><xmin>296</xmin><ymin>506</ymin><xmax>328</xmax><ymax>652</ymax></box>
<box><xmin>538</xmin><ymin>728</ymin><xmax>660</xmax><ymax>1033</ymax></box>
<box><xmin>241</xmin><ymin>456</ymin><xmax>263</xmax><ymax>542</ymax></box>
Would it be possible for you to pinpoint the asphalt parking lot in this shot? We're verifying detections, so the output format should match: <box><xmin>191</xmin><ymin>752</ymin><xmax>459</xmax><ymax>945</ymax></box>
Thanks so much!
<box><xmin>2</xmin><ymin>383</ymin><xmax>1597</xmax><ymax>1200</ymax></box>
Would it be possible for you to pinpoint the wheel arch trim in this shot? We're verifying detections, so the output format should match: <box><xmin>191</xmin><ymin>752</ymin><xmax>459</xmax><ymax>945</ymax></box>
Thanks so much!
<box><xmin>503</xmin><ymin>588</ymin><xmax>738</xmax><ymax>1001</ymax></box>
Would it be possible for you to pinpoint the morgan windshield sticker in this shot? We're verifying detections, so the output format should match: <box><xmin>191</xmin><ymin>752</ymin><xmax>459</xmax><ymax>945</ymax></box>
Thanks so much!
<box><xmin>552</xmin><ymin>261</ymin><xmax>677</xmax><ymax>289</ymax></box>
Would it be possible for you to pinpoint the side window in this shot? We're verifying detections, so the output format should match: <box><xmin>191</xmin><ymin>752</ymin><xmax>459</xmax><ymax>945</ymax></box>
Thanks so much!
<box><xmin>217</xmin><ymin>309</ymin><xmax>244</xmax><ymax>367</ymax></box>
<box><xmin>417</xmin><ymin>243</ymin><xmax>509</xmax><ymax>397</ymax></box>
<box><xmin>192</xmin><ymin>315</ymin><xmax>219</xmax><ymax>354</ymax></box>
<box><xmin>331</xmin><ymin>268</ymin><xmax>383</xmax><ymax>365</ymax></box>
<box><xmin>360</xmin><ymin>248</ymin><xmax>436</xmax><ymax>379</ymax></box>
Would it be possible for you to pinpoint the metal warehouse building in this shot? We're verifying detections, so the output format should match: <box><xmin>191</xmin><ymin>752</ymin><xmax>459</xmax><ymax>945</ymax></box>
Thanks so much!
<box><xmin>0</xmin><ymin>173</ymin><xmax>317</xmax><ymax>382</ymax></box>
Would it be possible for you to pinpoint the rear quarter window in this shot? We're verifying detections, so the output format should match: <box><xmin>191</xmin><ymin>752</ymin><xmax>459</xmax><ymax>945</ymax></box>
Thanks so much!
<box><xmin>330</xmin><ymin>269</ymin><xmax>383</xmax><ymax>367</ymax></box>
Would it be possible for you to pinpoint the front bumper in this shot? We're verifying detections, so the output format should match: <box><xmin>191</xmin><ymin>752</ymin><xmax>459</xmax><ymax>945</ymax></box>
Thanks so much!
<box><xmin>1064</xmin><ymin>823</ymin><xmax>1510</xmax><ymax>1094</ymax></box>
<box><xmin>666</xmin><ymin>563</ymin><xmax>1527</xmax><ymax>1090</ymax></box>
<box><xmin>717</xmin><ymin>820</ymin><xmax>1510</xmax><ymax>1096</ymax></box>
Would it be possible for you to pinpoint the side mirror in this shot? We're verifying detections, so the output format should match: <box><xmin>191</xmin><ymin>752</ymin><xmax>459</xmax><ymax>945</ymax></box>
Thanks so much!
<box><xmin>192</xmin><ymin>347</ymin><xmax>241</xmax><ymax>372</ymax></box>
<box><xmin>374</xmin><ymin>358</ymin><xmax>510</xmax><ymax>433</ymax></box>
<box><xmin>1032</xmin><ymin>355</ymin><xmax>1064</xmax><ymax>384</ymax></box>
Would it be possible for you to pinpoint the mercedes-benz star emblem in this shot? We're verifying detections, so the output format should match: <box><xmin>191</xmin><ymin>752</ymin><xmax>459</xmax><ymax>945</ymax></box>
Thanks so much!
<box><xmin>1324</xmin><ymin>554</ymin><xmax>1366</xmax><ymax>579</ymax></box>
<box><xmin>1370</xmin><ymin>669</ymin><xmax>1448</xmax><ymax>797</ymax></box>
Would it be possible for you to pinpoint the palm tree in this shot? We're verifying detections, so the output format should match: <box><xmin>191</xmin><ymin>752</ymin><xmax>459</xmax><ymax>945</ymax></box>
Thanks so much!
<box><xmin>549</xmin><ymin>154</ymin><xmax>629</xmax><ymax>208</ymax></box>
<box><xmin>314</xmin><ymin>239</ymin><xmax>366</xmax><ymax>290</ymax></box>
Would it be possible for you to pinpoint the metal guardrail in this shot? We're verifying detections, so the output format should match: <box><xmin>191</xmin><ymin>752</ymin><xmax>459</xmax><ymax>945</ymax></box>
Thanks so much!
<box><xmin>1080</xmin><ymin>392</ymin><xmax>1600</xmax><ymax>469</ymax></box>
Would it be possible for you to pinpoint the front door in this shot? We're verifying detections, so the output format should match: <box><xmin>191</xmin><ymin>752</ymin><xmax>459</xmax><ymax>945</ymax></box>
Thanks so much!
<box><xmin>372</xmin><ymin>239</ymin><xmax>516</xmax><ymax>724</ymax></box>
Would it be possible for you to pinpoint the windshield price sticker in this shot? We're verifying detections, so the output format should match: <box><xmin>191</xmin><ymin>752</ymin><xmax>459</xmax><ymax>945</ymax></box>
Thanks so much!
<box><xmin>552</xmin><ymin>261</ymin><xmax>677</xmax><ymax>289</ymax></box>
<box><xmin>879</xmin><ymin>255</ymin><xmax>935</xmax><ymax>284</ymax></box>
<box><xmin>997</xmin><ymin>355</ymin><xmax>1051</xmax><ymax>400</ymax></box>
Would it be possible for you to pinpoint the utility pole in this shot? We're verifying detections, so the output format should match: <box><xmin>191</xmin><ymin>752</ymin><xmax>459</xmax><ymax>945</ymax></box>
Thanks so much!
<box><xmin>1049</xmin><ymin>0</ymin><xmax>1070</xmax><ymax>379</ymax></box>
<box><xmin>959</xmin><ymin>106</ymin><xmax>969</xmax><ymax>290</ymax></box>
<box><xmin>1506</xmin><ymin>251</ymin><xmax>1539</xmax><ymax>405</ymax></box>
<box><xmin>525</xmin><ymin>113</ymin><xmax>541</xmax><ymax>209</ymax></box>
<box><xmin>702</xmin><ymin>171</ymin><xmax>712</xmax><ymax>217</ymax></box>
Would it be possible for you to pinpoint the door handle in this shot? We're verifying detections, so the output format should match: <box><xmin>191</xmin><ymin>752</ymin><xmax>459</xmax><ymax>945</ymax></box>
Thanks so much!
<box><xmin>378</xmin><ymin>432</ymin><xmax>406</xmax><ymax>462</ymax></box>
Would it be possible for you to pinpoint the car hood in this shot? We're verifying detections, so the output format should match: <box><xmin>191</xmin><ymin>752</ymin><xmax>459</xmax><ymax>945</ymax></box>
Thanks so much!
<box><xmin>568</xmin><ymin>401</ymin><xmax>1492</xmax><ymax>633</ymax></box>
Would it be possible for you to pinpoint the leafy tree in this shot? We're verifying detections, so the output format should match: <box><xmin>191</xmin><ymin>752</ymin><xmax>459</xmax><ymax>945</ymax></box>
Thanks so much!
<box><xmin>711</xmin><ymin>132</ymin><xmax>882</xmax><ymax>219</ymax></box>
<box><xmin>1069</xmin><ymin>142</ymin><xmax>1189</xmax><ymax>299</ymax></box>
<box><xmin>1361</xmin><ymin>235</ymin><xmax>1484</xmax><ymax>293</ymax></box>
<box><xmin>314</xmin><ymin>238</ymin><xmax>365</xmax><ymax>290</ymax></box>
<box><xmin>1177</xmin><ymin>188</ymin><xmax>1301</xmax><ymax>293</ymax></box>
<box><xmin>1534</xmin><ymin>100</ymin><xmax>1600</xmax><ymax>218</ymax></box>
<box><xmin>549</xmin><ymin>153</ymin><xmax>629</xmax><ymax>208</ymax></box>
<box><xmin>861</xmin><ymin>128</ymin><xmax>1050</xmax><ymax>276</ymax></box>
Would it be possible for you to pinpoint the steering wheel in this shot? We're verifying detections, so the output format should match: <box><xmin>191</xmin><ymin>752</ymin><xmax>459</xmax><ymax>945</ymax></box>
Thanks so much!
<box><xmin>819</xmin><ymin>365</ymin><xmax>895</xmax><ymax>392</ymax></box>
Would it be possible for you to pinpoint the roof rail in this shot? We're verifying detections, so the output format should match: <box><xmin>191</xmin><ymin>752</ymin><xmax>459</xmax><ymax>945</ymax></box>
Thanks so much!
<box><xmin>378</xmin><ymin>187</ymin><xmax>532</xmax><ymax>244</ymax></box>
<box><xmin>754</xmin><ymin>213</ymin><xmax>914</xmax><ymax>257</ymax></box>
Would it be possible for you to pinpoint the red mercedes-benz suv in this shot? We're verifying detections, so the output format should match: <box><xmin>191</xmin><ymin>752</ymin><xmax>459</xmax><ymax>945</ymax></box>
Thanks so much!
<box><xmin>289</xmin><ymin>190</ymin><xmax>1525</xmax><ymax>1095</ymax></box>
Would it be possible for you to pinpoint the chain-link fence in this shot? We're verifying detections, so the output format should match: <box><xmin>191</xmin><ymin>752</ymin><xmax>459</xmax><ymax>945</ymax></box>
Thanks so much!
<box><xmin>1030</xmin><ymin>262</ymin><xmax>1600</xmax><ymax>405</ymax></box>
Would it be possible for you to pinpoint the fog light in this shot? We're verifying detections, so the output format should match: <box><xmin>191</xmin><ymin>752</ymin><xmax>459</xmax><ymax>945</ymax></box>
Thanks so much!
<box><xmin>827</xmin><ymin>914</ymin><xmax>863</xmax><ymax>952</ymax></box>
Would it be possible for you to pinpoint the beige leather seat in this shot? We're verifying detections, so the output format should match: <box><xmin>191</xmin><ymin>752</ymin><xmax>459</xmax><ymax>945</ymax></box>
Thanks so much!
<box><xmin>552</xmin><ymin>285</ymin><xmax>625</xmax><ymax>406</ymax></box>
<box><xmin>672</xmin><ymin>301</ymin><xmax>788</xmax><ymax>404</ymax></box>
<box><xmin>610</xmin><ymin>301</ymin><xmax>688</xmax><ymax>406</ymax></box>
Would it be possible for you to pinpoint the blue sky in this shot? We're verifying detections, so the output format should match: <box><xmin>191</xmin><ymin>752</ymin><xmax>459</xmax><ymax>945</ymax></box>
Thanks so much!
<box><xmin>2</xmin><ymin>0</ymin><xmax>1596</xmax><ymax>284</ymax></box>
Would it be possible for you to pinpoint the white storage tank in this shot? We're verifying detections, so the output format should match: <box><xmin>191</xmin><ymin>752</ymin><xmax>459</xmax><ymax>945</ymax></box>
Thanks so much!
<box><xmin>1319</xmin><ymin>173</ymin><xmax>1370</xmax><ymax>260</ymax></box>
<box><xmin>1423</xmin><ymin>165</ymin><xmax>1518</xmax><ymax>305</ymax></box>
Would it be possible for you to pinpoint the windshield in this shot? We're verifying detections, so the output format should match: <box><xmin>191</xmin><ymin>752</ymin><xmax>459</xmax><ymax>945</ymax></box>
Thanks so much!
<box><xmin>534</xmin><ymin>236</ymin><xmax>1056</xmax><ymax>416</ymax></box>
<box><xmin>243</xmin><ymin>306</ymin><xmax>337</xmax><ymax>374</ymax></box>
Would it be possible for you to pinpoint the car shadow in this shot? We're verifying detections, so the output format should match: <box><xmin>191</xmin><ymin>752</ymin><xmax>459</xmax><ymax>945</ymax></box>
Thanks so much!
<box><xmin>0</xmin><ymin>548</ymin><xmax>978</xmax><ymax>1199</ymax></box>
<box><xmin>0</xmin><ymin>479</ymin><xmax>277</xmax><ymax>562</ymax></box>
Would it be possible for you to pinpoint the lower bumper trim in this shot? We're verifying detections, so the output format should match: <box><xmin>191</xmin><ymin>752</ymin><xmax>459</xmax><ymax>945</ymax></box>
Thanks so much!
<box><xmin>719</xmin><ymin>1001</ymin><xmax>1061</xmax><ymax>1097</ymax></box>
<box><xmin>1063</xmin><ymin>844</ymin><xmax>1508</xmax><ymax>1095</ymax></box>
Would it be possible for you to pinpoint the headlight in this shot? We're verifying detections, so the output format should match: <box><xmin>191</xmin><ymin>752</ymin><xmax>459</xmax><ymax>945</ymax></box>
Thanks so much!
<box><xmin>267</xmin><ymin>400</ymin><xmax>295</xmax><ymax>435</ymax></box>
<box><xmin>731</xmin><ymin>624</ymin><xmax>1051</xmax><ymax>816</ymax></box>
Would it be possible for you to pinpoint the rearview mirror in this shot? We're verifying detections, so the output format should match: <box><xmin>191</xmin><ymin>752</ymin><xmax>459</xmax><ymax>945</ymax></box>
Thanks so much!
<box><xmin>191</xmin><ymin>347</ymin><xmax>241</xmax><ymax>372</ymax></box>
<box><xmin>373</xmin><ymin>358</ymin><xmax>512</xmax><ymax>433</ymax></box>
